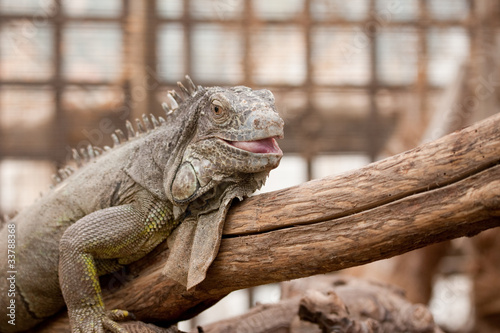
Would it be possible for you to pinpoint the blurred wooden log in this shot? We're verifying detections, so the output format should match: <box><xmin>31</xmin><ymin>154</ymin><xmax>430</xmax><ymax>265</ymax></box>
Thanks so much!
<box><xmin>39</xmin><ymin>113</ymin><xmax>500</xmax><ymax>331</ymax></box>
<box><xmin>471</xmin><ymin>228</ymin><xmax>500</xmax><ymax>332</ymax></box>
<box><xmin>292</xmin><ymin>276</ymin><xmax>443</xmax><ymax>333</ymax></box>
<box><xmin>196</xmin><ymin>276</ymin><xmax>444</xmax><ymax>333</ymax></box>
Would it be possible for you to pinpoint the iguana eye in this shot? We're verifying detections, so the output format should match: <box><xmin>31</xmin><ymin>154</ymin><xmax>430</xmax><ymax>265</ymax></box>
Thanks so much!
<box><xmin>211</xmin><ymin>99</ymin><xmax>229</xmax><ymax>123</ymax></box>
<box><xmin>212</xmin><ymin>100</ymin><xmax>223</xmax><ymax>114</ymax></box>
<box><xmin>213</xmin><ymin>105</ymin><xmax>222</xmax><ymax>115</ymax></box>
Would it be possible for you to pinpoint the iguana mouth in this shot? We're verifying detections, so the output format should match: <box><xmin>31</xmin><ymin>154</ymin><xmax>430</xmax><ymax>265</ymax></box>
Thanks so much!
<box><xmin>225</xmin><ymin>137</ymin><xmax>283</xmax><ymax>155</ymax></box>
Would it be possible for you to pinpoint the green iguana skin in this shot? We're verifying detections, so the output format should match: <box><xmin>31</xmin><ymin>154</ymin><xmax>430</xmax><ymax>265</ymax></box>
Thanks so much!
<box><xmin>0</xmin><ymin>77</ymin><xmax>284</xmax><ymax>332</ymax></box>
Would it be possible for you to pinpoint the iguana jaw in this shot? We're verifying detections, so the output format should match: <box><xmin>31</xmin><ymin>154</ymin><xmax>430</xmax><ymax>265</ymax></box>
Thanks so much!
<box><xmin>223</xmin><ymin>137</ymin><xmax>283</xmax><ymax>155</ymax></box>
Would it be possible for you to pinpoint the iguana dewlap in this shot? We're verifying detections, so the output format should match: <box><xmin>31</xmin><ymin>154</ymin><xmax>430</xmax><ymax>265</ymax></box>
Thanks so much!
<box><xmin>0</xmin><ymin>77</ymin><xmax>284</xmax><ymax>332</ymax></box>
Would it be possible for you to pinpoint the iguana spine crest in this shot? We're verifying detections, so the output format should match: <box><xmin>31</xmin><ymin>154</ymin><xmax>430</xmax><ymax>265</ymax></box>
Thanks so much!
<box><xmin>55</xmin><ymin>75</ymin><xmax>199</xmax><ymax>186</ymax></box>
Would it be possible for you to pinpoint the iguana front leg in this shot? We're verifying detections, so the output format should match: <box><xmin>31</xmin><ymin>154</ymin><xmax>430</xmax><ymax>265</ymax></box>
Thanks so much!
<box><xmin>59</xmin><ymin>199</ymin><xmax>172</xmax><ymax>333</ymax></box>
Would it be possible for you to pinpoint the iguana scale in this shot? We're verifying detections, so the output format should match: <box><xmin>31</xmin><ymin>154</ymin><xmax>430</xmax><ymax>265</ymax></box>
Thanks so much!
<box><xmin>0</xmin><ymin>76</ymin><xmax>284</xmax><ymax>332</ymax></box>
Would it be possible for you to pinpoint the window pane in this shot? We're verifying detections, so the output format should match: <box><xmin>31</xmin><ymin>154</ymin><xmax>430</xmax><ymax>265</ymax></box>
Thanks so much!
<box><xmin>157</xmin><ymin>0</ymin><xmax>183</xmax><ymax>19</ymax></box>
<box><xmin>192</xmin><ymin>24</ymin><xmax>243</xmax><ymax>83</ymax></box>
<box><xmin>376</xmin><ymin>0</ymin><xmax>418</xmax><ymax>22</ymax></box>
<box><xmin>311</xmin><ymin>0</ymin><xmax>368</xmax><ymax>21</ymax></box>
<box><xmin>0</xmin><ymin>87</ymin><xmax>53</xmax><ymax>129</ymax></box>
<box><xmin>272</xmin><ymin>89</ymin><xmax>307</xmax><ymax>120</ymax></box>
<box><xmin>427</xmin><ymin>28</ymin><xmax>469</xmax><ymax>86</ymax></box>
<box><xmin>63</xmin><ymin>86</ymin><xmax>123</xmax><ymax>113</ymax></box>
<box><xmin>251</xmin><ymin>26</ymin><xmax>305</xmax><ymax>85</ymax></box>
<box><xmin>0</xmin><ymin>23</ymin><xmax>53</xmax><ymax>80</ymax></box>
<box><xmin>254</xmin><ymin>0</ymin><xmax>303</xmax><ymax>20</ymax></box>
<box><xmin>0</xmin><ymin>159</ymin><xmax>54</xmax><ymax>212</ymax></box>
<box><xmin>313</xmin><ymin>154</ymin><xmax>370</xmax><ymax>178</ymax></box>
<box><xmin>377</xmin><ymin>28</ymin><xmax>418</xmax><ymax>85</ymax></box>
<box><xmin>0</xmin><ymin>0</ymin><xmax>54</xmax><ymax>14</ymax></box>
<box><xmin>158</xmin><ymin>24</ymin><xmax>185</xmax><ymax>81</ymax></box>
<box><xmin>0</xmin><ymin>87</ymin><xmax>54</xmax><ymax>159</ymax></box>
<box><xmin>312</xmin><ymin>27</ymin><xmax>370</xmax><ymax>85</ymax></box>
<box><xmin>313</xmin><ymin>90</ymin><xmax>370</xmax><ymax>117</ymax></box>
<box><xmin>63</xmin><ymin>23</ymin><xmax>122</xmax><ymax>81</ymax></box>
<box><xmin>428</xmin><ymin>0</ymin><xmax>469</xmax><ymax>20</ymax></box>
<box><xmin>191</xmin><ymin>0</ymin><xmax>243</xmax><ymax>19</ymax></box>
<box><xmin>63</xmin><ymin>0</ymin><xmax>121</xmax><ymax>17</ymax></box>
<box><xmin>62</xmin><ymin>86</ymin><xmax>125</xmax><ymax>148</ymax></box>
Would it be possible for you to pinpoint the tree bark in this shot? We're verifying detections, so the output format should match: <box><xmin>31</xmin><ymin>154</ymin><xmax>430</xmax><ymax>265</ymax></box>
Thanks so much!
<box><xmin>39</xmin><ymin>113</ymin><xmax>500</xmax><ymax>331</ymax></box>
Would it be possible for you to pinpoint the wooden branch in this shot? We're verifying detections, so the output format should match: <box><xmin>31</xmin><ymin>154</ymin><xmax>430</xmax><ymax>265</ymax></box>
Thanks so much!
<box><xmin>41</xmin><ymin>113</ymin><xmax>500</xmax><ymax>331</ymax></box>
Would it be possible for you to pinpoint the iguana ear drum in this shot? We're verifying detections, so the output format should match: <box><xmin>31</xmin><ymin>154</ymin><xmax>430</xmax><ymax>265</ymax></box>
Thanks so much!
<box><xmin>171</xmin><ymin>162</ymin><xmax>199</xmax><ymax>202</ymax></box>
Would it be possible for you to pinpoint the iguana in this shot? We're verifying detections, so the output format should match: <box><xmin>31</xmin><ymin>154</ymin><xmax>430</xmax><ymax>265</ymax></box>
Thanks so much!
<box><xmin>0</xmin><ymin>76</ymin><xmax>284</xmax><ymax>332</ymax></box>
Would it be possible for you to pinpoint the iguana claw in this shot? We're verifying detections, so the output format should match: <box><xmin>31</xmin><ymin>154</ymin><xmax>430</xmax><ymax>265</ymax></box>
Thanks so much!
<box><xmin>107</xmin><ymin>309</ymin><xmax>136</xmax><ymax>321</ymax></box>
<box><xmin>69</xmin><ymin>307</ymin><xmax>132</xmax><ymax>333</ymax></box>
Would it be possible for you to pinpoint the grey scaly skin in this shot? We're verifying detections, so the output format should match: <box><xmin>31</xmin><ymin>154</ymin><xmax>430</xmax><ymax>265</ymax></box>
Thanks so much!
<box><xmin>0</xmin><ymin>76</ymin><xmax>284</xmax><ymax>332</ymax></box>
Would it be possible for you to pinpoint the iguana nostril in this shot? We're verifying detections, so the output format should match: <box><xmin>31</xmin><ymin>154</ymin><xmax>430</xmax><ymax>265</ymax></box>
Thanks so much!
<box><xmin>254</xmin><ymin>118</ymin><xmax>261</xmax><ymax>128</ymax></box>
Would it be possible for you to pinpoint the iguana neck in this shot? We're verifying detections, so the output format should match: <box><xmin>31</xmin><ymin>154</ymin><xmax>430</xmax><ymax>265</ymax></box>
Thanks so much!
<box><xmin>124</xmin><ymin>91</ymin><xmax>206</xmax><ymax>202</ymax></box>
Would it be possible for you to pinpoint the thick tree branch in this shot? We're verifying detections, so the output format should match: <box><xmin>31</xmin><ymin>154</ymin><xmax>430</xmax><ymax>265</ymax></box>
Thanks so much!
<box><xmin>40</xmin><ymin>113</ymin><xmax>500</xmax><ymax>331</ymax></box>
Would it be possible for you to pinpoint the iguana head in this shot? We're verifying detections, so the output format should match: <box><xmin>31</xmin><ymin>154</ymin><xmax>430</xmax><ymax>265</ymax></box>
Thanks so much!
<box><xmin>167</xmin><ymin>80</ymin><xmax>284</xmax><ymax>204</ymax></box>
<box><xmin>156</xmin><ymin>77</ymin><xmax>284</xmax><ymax>288</ymax></box>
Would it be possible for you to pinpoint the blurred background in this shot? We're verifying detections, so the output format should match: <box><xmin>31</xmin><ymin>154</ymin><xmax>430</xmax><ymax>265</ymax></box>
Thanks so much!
<box><xmin>0</xmin><ymin>0</ymin><xmax>499</xmax><ymax>332</ymax></box>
